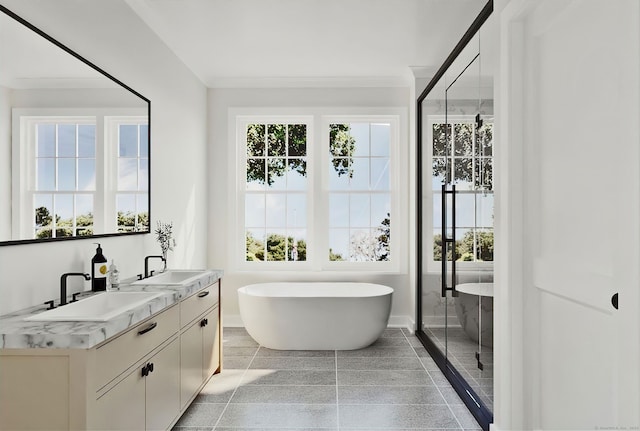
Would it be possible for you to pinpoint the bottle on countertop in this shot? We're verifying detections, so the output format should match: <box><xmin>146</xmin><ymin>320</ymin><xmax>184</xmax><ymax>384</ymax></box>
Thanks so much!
<box><xmin>108</xmin><ymin>260</ymin><xmax>120</xmax><ymax>290</ymax></box>
<box><xmin>91</xmin><ymin>243</ymin><xmax>107</xmax><ymax>292</ymax></box>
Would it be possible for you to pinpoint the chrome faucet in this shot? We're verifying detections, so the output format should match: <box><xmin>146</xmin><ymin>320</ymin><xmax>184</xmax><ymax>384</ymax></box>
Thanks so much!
<box><xmin>144</xmin><ymin>255</ymin><xmax>166</xmax><ymax>278</ymax></box>
<box><xmin>60</xmin><ymin>273</ymin><xmax>90</xmax><ymax>306</ymax></box>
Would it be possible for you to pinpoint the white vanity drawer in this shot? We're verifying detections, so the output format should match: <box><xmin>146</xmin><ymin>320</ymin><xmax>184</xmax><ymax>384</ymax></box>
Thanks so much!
<box><xmin>180</xmin><ymin>284</ymin><xmax>218</xmax><ymax>328</ymax></box>
<box><xmin>95</xmin><ymin>304</ymin><xmax>179</xmax><ymax>391</ymax></box>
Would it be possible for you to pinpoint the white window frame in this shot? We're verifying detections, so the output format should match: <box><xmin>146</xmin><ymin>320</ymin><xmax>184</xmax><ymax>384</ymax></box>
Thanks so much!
<box><xmin>425</xmin><ymin>114</ymin><xmax>494</xmax><ymax>272</ymax></box>
<box><xmin>12</xmin><ymin>108</ymin><xmax>147</xmax><ymax>239</ymax></box>
<box><xmin>229</xmin><ymin>107</ymin><xmax>408</xmax><ymax>273</ymax></box>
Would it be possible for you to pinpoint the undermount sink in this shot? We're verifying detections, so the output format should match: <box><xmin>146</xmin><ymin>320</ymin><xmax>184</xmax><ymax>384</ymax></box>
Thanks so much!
<box><xmin>24</xmin><ymin>291</ymin><xmax>164</xmax><ymax>322</ymax></box>
<box><xmin>131</xmin><ymin>270</ymin><xmax>208</xmax><ymax>286</ymax></box>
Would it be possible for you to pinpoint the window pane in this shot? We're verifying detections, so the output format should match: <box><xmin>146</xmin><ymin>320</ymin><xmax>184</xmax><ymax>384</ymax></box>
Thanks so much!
<box><xmin>371</xmin><ymin>158</ymin><xmax>390</xmax><ymax>191</ymax></box>
<box><xmin>476</xmin><ymin>123</ymin><xmax>493</xmax><ymax>156</ymax></box>
<box><xmin>329</xmin><ymin>158</ymin><xmax>350</xmax><ymax>190</ymax></box>
<box><xmin>329</xmin><ymin>193</ymin><xmax>349</xmax><ymax>228</ymax></box>
<box><xmin>137</xmin><ymin>194</ymin><xmax>149</xmax><ymax>231</ymax></box>
<box><xmin>371</xmin><ymin>194</ymin><xmax>390</xmax><ymax>227</ymax></box>
<box><xmin>287</xmin><ymin>124</ymin><xmax>306</xmax><ymax>156</ymax></box>
<box><xmin>139</xmin><ymin>158</ymin><xmax>149</xmax><ymax>191</ymax></box>
<box><xmin>37</xmin><ymin>159</ymin><xmax>55</xmax><ymax>190</ymax></box>
<box><xmin>246</xmin><ymin>159</ymin><xmax>266</xmax><ymax>190</ymax></box>
<box><xmin>453</xmin><ymin>157</ymin><xmax>473</xmax><ymax>190</ymax></box>
<box><xmin>55</xmin><ymin>195</ymin><xmax>74</xmax><ymax>237</ymax></box>
<box><xmin>476</xmin><ymin>229</ymin><xmax>494</xmax><ymax>261</ymax></box>
<box><xmin>57</xmin><ymin>159</ymin><xmax>76</xmax><ymax>191</ymax></box>
<box><xmin>476</xmin><ymin>193</ymin><xmax>494</xmax><ymax>228</ymax></box>
<box><xmin>266</xmin><ymin>158</ymin><xmax>286</xmax><ymax>189</ymax></box>
<box><xmin>245</xmin><ymin>194</ymin><xmax>265</xmax><ymax>227</ymax></box>
<box><xmin>116</xmin><ymin>194</ymin><xmax>136</xmax><ymax>232</ymax></box>
<box><xmin>266</xmin><ymin>229</ymin><xmax>287</xmax><ymax>261</ymax></box>
<box><xmin>267</xmin><ymin>124</ymin><xmax>286</xmax><ymax>157</ymax></box>
<box><xmin>58</xmin><ymin>125</ymin><xmax>76</xmax><ymax>157</ymax></box>
<box><xmin>247</xmin><ymin>124</ymin><xmax>265</xmax><ymax>157</ymax></box>
<box><xmin>432</xmin><ymin>123</ymin><xmax>451</xmax><ymax>156</ymax></box>
<box><xmin>349</xmin><ymin>228</ymin><xmax>375</xmax><ymax>261</ymax></box>
<box><xmin>286</xmin><ymin>194</ymin><xmax>306</xmax><ymax>228</ymax></box>
<box><xmin>350</xmin><ymin>123</ymin><xmax>370</xmax><ymax>157</ymax></box>
<box><xmin>76</xmin><ymin>195</ymin><xmax>93</xmax><ymax>226</ymax></box>
<box><xmin>78</xmin><ymin>159</ymin><xmax>95</xmax><ymax>191</ymax></box>
<box><xmin>76</xmin><ymin>194</ymin><xmax>94</xmax><ymax>236</ymax></box>
<box><xmin>287</xmin><ymin>159</ymin><xmax>306</xmax><ymax>190</ymax></box>
<box><xmin>475</xmin><ymin>157</ymin><xmax>493</xmax><ymax>190</ymax></box>
<box><xmin>118</xmin><ymin>159</ymin><xmax>138</xmax><ymax>190</ymax></box>
<box><xmin>287</xmin><ymin>229</ymin><xmax>306</xmax><ymax>261</ymax></box>
<box><xmin>37</xmin><ymin>124</ymin><xmax>55</xmax><ymax>157</ymax></box>
<box><xmin>453</xmin><ymin>123</ymin><xmax>473</xmax><ymax>156</ymax></box>
<box><xmin>432</xmin><ymin>157</ymin><xmax>448</xmax><ymax>188</ymax></box>
<box><xmin>34</xmin><ymin>194</ymin><xmax>53</xmax><ymax>229</ymax></box>
<box><xmin>456</xmin><ymin>194</ymin><xmax>476</xmax><ymax>228</ymax></box>
<box><xmin>139</xmin><ymin>125</ymin><xmax>149</xmax><ymax>157</ymax></box>
<box><xmin>371</xmin><ymin>123</ymin><xmax>390</xmax><ymax>157</ymax></box>
<box><xmin>350</xmin><ymin>194</ymin><xmax>370</xmax><ymax>227</ymax></box>
<box><xmin>119</xmin><ymin>125</ymin><xmax>138</xmax><ymax>157</ymax></box>
<box><xmin>246</xmin><ymin>229</ymin><xmax>265</xmax><ymax>261</ymax></box>
<box><xmin>265</xmin><ymin>194</ymin><xmax>286</xmax><ymax>227</ymax></box>
<box><xmin>78</xmin><ymin>125</ymin><xmax>95</xmax><ymax>157</ymax></box>
<box><xmin>350</xmin><ymin>158</ymin><xmax>369</xmax><ymax>190</ymax></box>
<box><xmin>329</xmin><ymin>229</ymin><xmax>348</xmax><ymax>261</ymax></box>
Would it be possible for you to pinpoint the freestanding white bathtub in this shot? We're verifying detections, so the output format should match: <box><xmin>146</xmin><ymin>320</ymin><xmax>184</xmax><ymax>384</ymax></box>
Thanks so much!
<box><xmin>238</xmin><ymin>282</ymin><xmax>393</xmax><ymax>350</ymax></box>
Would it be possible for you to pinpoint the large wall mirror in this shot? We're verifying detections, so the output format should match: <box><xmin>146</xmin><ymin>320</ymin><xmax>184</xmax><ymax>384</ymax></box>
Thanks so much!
<box><xmin>0</xmin><ymin>5</ymin><xmax>150</xmax><ymax>246</ymax></box>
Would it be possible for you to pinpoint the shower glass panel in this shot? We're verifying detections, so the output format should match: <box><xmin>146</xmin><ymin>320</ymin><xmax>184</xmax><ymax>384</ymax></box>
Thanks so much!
<box><xmin>416</xmin><ymin>2</ymin><xmax>494</xmax><ymax>429</ymax></box>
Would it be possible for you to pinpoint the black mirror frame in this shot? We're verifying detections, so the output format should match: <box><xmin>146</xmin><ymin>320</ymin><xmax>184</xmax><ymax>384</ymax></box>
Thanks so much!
<box><xmin>0</xmin><ymin>4</ymin><xmax>151</xmax><ymax>246</ymax></box>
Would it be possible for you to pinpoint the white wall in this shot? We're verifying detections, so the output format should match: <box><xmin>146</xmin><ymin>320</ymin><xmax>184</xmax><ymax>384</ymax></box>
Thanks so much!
<box><xmin>207</xmin><ymin>86</ymin><xmax>415</xmax><ymax>327</ymax></box>
<box><xmin>0</xmin><ymin>0</ymin><xmax>208</xmax><ymax>315</ymax></box>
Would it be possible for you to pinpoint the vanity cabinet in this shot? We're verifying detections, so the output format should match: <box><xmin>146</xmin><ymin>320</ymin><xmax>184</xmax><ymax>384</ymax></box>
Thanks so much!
<box><xmin>93</xmin><ymin>304</ymin><xmax>180</xmax><ymax>431</ymax></box>
<box><xmin>0</xmin><ymin>277</ymin><xmax>222</xmax><ymax>431</ymax></box>
<box><xmin>179</xmin><ymin>284</ymin><xmax>220</xmax><ymax>408</ymax></box>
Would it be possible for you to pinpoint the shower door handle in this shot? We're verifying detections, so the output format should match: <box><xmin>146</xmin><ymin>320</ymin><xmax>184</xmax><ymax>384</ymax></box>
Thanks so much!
<box><xmin>441</xmin><ymin>184</ymin><xmax>458</xmax><ymax>298</ymax></box>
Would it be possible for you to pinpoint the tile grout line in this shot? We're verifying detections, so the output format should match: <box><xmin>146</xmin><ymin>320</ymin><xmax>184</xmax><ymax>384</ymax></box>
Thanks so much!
<box><xmin>211</xmin><ymin>344</ymin><xmax>261</xmax><ymax>430</ymax></box>
<box><xmin>404</xmin><ymin>329</ymin><xmax>465</xmax><ymax>430</ymax></box>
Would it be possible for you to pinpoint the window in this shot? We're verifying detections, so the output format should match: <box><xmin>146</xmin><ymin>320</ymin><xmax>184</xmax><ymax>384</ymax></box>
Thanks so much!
<box><xmin>115</xmin><ymin>121</ymin><xmax>149</xmax><ymax>232</ymax></box>
<box><xmin>429</xmin><ymin>116</ymin><xmax>494</xmax><ymax>268</ymax></box>
<box><xmin>244</xmin><ymin>122</ymin><xmax>309</xmax><ymax>262</ymax></box>
<box><xmin>14</xmin><ymin>112</ymin><xmax>148</xmax><ymax>239</ymax></box>
<box><xmin>328</xmin><ymin>122</ymin><xmax>391</xmax><ymax>262</ymax></box>
<box><xmin>235</xmin><ymin>111</ymin><xmax>404</xmax><ymax>271</ymax></box>
<box><xmin>32</xmin><ymin>120</ymin><xmax>96</xmax><ymax>239</ymax></box>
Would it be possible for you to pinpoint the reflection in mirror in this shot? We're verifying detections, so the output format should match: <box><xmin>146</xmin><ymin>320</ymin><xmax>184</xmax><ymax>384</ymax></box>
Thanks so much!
<box><xmin>0</xmin><ymin>5</ymin><xmax>150</xmax><ymax>245</ymax></box>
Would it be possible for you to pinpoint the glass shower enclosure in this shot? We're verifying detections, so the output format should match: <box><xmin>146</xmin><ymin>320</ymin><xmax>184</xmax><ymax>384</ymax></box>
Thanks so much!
<box><xmin>416</xmin><ymin>2</ymin><xmax>494</xmax><ymax>430</ymax></box>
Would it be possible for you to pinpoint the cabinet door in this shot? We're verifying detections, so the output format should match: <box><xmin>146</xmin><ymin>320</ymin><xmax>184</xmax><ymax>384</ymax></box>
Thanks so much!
<box><xmin>202</xmin><ymin>305</ymin><xmax>220</xmax><ymax>380</ymax></box>
<box><xmin>180</xmin><ymin>319</ymin><xmax>203</xmax><ymax>409</ymax></box>
<box><xmin>94</xmin><ymin>365</ymin><xmax>146</xmax><ymax>431</ymax></box>
<box><xmin>146</xmin><ymin>338</ymin><xmax>180</xmax><ymax>431</ymax></box>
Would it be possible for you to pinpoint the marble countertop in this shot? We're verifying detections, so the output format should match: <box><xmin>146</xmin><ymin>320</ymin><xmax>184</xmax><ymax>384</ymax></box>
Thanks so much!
<box><xmin>0</xmin><ymin>269</ymin><xmax>223</xmax><ymax>350</ymax></box>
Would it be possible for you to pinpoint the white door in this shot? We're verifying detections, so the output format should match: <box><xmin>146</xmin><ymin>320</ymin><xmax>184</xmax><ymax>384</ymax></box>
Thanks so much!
<box><xmin>501</xmin><ymin>0</ymin><xmax>640</xmax><ymax>429</ymax></box>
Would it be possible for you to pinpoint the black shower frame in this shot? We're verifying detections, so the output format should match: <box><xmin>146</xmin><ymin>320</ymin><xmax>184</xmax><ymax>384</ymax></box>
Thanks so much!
<box><xmin>415</xmin><ymin>1</ymin><xmax>494</xmax><ymax>430</ymax></box>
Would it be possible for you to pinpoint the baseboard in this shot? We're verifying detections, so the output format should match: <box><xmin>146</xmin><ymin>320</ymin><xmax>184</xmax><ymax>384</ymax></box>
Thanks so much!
<box><xmin>222</xmin><ymin>314</ymin><xmax>244</xmax><ymax>327</ymax></box>
<box><xmin>223</xmin><ymin>314</ymin><xmax>415</xmax><ymax>332</ymax></box>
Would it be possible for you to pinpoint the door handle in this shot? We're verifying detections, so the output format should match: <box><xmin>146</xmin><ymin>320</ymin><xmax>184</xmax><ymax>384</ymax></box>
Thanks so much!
<box><xmin>611</xmin><ymin>293</ymin><xmax>618</xmax><ymax>310</ymax></box>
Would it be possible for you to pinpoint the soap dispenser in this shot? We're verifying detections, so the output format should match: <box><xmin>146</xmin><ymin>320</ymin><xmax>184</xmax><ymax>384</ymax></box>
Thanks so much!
<box><xmin>108</xmin><ymin>260</ymin><xmax>120</xmax><ymax>290</ymax></box>
<box><xmin>91</xmin><ymin>243</ymin><xmax>108</xmax><ymax>291</ymax></box>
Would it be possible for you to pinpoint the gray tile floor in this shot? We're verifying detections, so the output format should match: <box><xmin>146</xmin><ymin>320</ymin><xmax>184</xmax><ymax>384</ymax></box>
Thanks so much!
<box><xmin>172</xmin><ymin>327</ymin><xmax>482</xmax><ymax>430</ymax></box>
